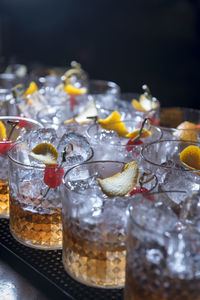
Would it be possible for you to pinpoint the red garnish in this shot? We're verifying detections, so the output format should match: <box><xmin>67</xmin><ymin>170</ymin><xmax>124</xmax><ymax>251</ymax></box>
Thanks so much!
<box><xmin>0</xmin><ymin>139</ymin><xmax>15</xmax><ymax>155</ymax></box>
<box><xmin>44</xmin><ymin>164</ymin><xmax>64</xmax><ymax>188</ymax></box>
<box><xmin>130</xmin><ymin>186</ymin><xmax>155</xmax><ymax>202</ymax></box>
<box><xmin>70</xmin><ymin>95</ymin><xmax>78</xmax><ymax>110</ymax></box>
<box><xmin>130</xmin><ymin>186</ymin><xmax>148</xmax><ymax>195</ymax></box>
<box><xmin>197</xmin><ymin>124</ymin><xmax>200</xmax><ymax>129</ymax></box>
<box><xmin>126</xmin><ymin>138</ymin><xmax>143</xmax><ymax>152</ymax></box>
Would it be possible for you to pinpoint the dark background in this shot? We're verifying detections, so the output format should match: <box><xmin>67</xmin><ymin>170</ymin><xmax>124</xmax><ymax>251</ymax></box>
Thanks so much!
<box><xmin>0</xmin><ymin>0</ymin><xmax>199</xmax><ymax>109</ymax></box>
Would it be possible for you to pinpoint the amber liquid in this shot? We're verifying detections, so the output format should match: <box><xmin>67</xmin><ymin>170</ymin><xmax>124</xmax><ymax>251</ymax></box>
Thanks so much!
<box><xmin>124</xmin><ymin>260</ymin><xmax>200</xmax><ymax>300</ymax></box>
<box><xmin>62</xmin><ymin>219</ymin><xmax>126</xmax><ymax>288</ymax></box>
<box><xmin>9</xmin><ymin>195</ymin><xmax>62</xmax><ymax>249</ymax></box>
<box><xmin>0</xmin><ymin>179</ymin><xmax>9</xmax><ymax>217</ymax></box>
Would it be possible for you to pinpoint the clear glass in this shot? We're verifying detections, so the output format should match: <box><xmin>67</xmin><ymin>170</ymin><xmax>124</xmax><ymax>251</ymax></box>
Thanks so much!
<box><xmin>0</xmin><ymin>116</ymin><xmax>43</xmax><ymax>218</ymax></box>
<box><xmin>86</xmin><ymin>120</ymin><xmax>163</xmax><ymax>164</ymax></box>
<box><xmin>0</xmin><ymin>73</ymin><xmax>19</xmax><ymax>89</ymax></box>
<box><xmin>118</xmin><ymin>93</ymin><xmax>160</xmax><ymax>125</ymax></box>
<box><xmin>141</xmin><ymin>140</ymin><xmax>200</xmax><ymax>197</ymax></box>
<box><xmin>160</xmin><ymin>107</ymin><xmax>200</xmax><ymax>139</ymax></box>
<box><xmin>8</xmin><ymin>132</ymin><xmax>93</xmax><ymax>249</ymax></box>
<box><xmin>88</xmin><ymin>79</ymin><xmax>120</xmax><ymax>110</ymax></box>
<box><xmin>62</xmin><ymin>161</ymin><xmax>157</xmax><ymax>288</ymax></box>
<box><xmin>125</xmin><ymin>191</ymin><xmax>200</xmax><ymax>300</ymax></box>
<box><xmin>36</xmin><ymin>94</ymin><xmax>91</xmax><ymax>130</ymax></box>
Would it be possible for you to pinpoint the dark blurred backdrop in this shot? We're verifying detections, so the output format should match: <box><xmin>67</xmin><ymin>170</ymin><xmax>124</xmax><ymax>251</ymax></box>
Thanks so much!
<box><xmin>0</xmin><ymin>0</ymin><xmax>199</xmax><ymax>108</ymax></box>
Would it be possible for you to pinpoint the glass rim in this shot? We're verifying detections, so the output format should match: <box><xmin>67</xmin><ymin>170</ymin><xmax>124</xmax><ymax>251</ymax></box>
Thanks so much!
<box><xmin>0</xmin><ymin>115</ymin><xmax>43</xmax><ymax>126</ymax></box>
<box><xmin>7</xmin><ymin>140</ymin><xmax>55</xmax><ymax>170</ymax></box>
<box><xmin>8</xmin><ymin>138</ymin><xmax>94</xmax><ymax>170</ymax></box>
<box><xmin>141</xmin><ymin>139</ymin><xmax>200</xmax><ymax>172</ymax></box>
<box><xmin>86</xmin><ymin>121</ymin><xmax>163</xmax><ymax>146</ymax></box>
<box><xmin>63</xmin><ymin>160</ymin><xmax>126</xmax><ymax>191</ymax></box>
<box><xmin>128</xmin><ymin>190</ymin><xmax>188</xmax><ymax>237</ymax></box>
<box><xmin>160</xmin><ymin>106</ymin><xmax>200</xmax><ymax>130</ymax></box>
<box><xmin>88</xmin><ymin>79</ymin><xmax>120</xmax><ymax>95</ymax></box>
<box><xmin>63</xmin><ymin>160</ymin><xmax>157</xmax><ymax>196</ymax></box>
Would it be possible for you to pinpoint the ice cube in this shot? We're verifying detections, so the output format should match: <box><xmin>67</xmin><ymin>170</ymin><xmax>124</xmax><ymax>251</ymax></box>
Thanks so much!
<box><xmin>131</xmin><ymin>197</ymin><xmax>178</xmax><ymax>245</ymax></box>
<box><xmin>57</xmin><ymin>132</ymin><xmax>93</xmax><ymax>166</ymax></box>
<box><xmin>23</xmin><ymin>128</ymin><xmax>59</xmax><ymax>151</ymax></box>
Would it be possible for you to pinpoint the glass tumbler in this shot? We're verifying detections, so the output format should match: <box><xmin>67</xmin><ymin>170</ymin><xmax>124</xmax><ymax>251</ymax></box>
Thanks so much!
<box><xmin>86</xmin><ymin>120</ymin><xmax>163</xmax><ymax>163</ymax></box>
<box><xmin>8</xmin><ymin>131</ymin><xmax>93</xmax><ymax>249</ymax></box>
<box><xmin>159</xmin><ymin>107</ymin><xmax>200</xmax><ymax>139</ymax></box>
<box><xmin>125</xmin><ymin>191</ymin><xmax>200</xmax><ymax>300</ymax></box>
<box><xmin>141</xmin><ymin>139</ymin><xmax>200</xmax><ymax>195</ymax></box>
<box><xmin>88</xmin><ymin>79</ymin><xmax>120</xmax><ymax>110</ymax></box>
<box><xmin>62</xmin><ymin>161</ymin><xmax>157</xmax><ymax>288</ymax></box>
<box><xmin>0</xmin><ymin>116</ymin><xmax>42</xmax><ymax>218</ymax></box>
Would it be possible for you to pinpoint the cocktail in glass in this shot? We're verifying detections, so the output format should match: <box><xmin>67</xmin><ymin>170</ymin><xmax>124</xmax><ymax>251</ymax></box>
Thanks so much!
<box><xmin>159</xmin><ymin>107</ymin><xmax>200</xmax><ymax>140</ymax></box>
<box><xmin>8</xmin><ymin>130</ymin><xmax>93</xmax><ymax>249</ymax></box>
<box><xmin>62</xmin><ymin>161</ymin><xmax>157</xmax><ymax>288</ymax></box>
<box><xmin>87</xmin><ymin>119</ymin><xmax>162</xmax><ymax>164</ymax></box>
<box><xmin>88</xmin><ymin>79</ymin><xmax>120</xmax><ymax>110</ymax></box>
<box><xmin>141</xmin><ymin>140</ymin><xmax>200</xmax><ymax>199</ymax></box>
<box><xmin>125</xmin><ymin>191</ymin><xmax>200</xmax><ymax>300</ymax></box>
<box><xmin>0</xmin><ymin>116</ymin><xmax>42</xmax><ymax>218</ymax></box>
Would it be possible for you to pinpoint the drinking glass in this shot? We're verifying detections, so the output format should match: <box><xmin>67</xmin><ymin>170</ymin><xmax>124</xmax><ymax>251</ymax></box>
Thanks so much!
<box><xmin>88</xmin><ymin>79</ymin><xmax>120</xmax><ymax>110</ymax></box>
<box><xmin>125</xmin><ymin>190</ymin><xmax>200</xmax><ymax>300</ymax></box>
<box><xmin>118</xmin><ymin>93</ymin><xmax>160</xmax><ymax>125</ymax></box>
<box><xmin>8</xmin><ymin>131</ymin><xmax>93</xmax><ymax>249</ymax></box>
<box><xmin>87</xmin><ymin>120</ymin><xmax>163</xmax><ymax>163</ymax></box>
<box><xmin>0</xmin><ymin>73</ymin><xmax>19</xmax><ymax>89</ymax></box>
<box><xmin>62</xmin><ymin>161</ymin><xmax>157</xmax><ymax>288</ymax></box>
<box><xmin>160</xmin><ymin>107</ymin><xmax>200</xmax><ymax>139</ymax></box>
<box><xmin>0</xmin><ymin>116</ymin><xmax>43</xmax><ymax>218</ymax></box>
<box><xmin>141</xmin><ymin>139</ymin><xmax>200</xmax><ymax>197</ymax></box>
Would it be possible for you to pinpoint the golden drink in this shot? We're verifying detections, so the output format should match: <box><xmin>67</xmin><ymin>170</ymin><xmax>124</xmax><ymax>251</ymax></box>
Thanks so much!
<box><xmin>125</xmin><ymin>262</ymin><xmax>200</xmax><ymax>300</ymax></box>
<box><xmin>9</xmin><ymin>194</ymin><xmax>62</xmax><ymax>249</ymax></box>
<box><xmin>0</xmin><ymin>179</ymin><xmax>9</xmax><ymax>217</ymax></box>
<box><xmin>62</xmin><ymin>218</ymin><xmax>126</xmax><ymax>288</ymax></box>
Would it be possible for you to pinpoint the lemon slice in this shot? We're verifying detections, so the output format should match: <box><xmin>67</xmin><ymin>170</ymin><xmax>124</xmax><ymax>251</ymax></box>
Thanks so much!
<box><xmin>23</xmin><ymin>82</ymin><xmax>38</xmax><ymax>98</ymax></box>
<box><xmin>180</xmin><ymin>145</ymin><xmax>200</xmax><ymax>170</ymax></box>
<box><xmin>64</xmin><ymin>100</ymin><xmax>98</xmax><ymax>124</ymax></box>
<box><xmin>98</xmin><ymin>111</ymin><xmax>128</xmax><ymax>137</ymax></box>
<box><xmin>173</xmin><ymin>121</ymin><xmax>198</xmax><ymax>142</ymax></box>
<box><xmin>97</xmin><ymin>161</ymin><xmax>139</xmax><ymax>197</ymax></box>
<box><xmin>0</xmin><ymin>121</ymin><xmax>6</xmax><ymax>139</ymax></box>
<box><xmin>30</xmin><ymin>143</ymin><xmax>58</xmax><ymax>166</ymax></box>
<box><xmin>126</xmin><ymin>128</ymin><xmax>151</xmax><ymax>139</ymax></box>
<box><xmin>64</xmin><ymin>84</ymin><xmax>87</xmax><ymax>96</ymax></box>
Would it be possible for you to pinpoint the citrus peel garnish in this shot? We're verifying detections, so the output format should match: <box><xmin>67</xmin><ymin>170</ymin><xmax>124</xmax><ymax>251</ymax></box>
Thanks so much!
<box><xmin>180</xmin><ymin>145</ymin><xmax>200</xmax><ymax>170</ymax></box>
<box><xmin>0</xmin><ymin>121</ymin><xmax>7</xmax><ymax>139</ymax></box>
<box><xmin>64</xmin><ymin>84</ymin><xmax>87</xmax><ymax>96</ymax></box>
<box><xmin>126</xmin><ymin>128</ymin><xmax>151</xmax><ymax>139</ymax></box>
<box><xmin>97</xmin><ymin>161</ymin><xmax>139</xmax><ymax>197</ymax></box>
<box><xmin>64</xmin><ymin>100</ymin><xmax>98</xmax><ymax>124</ymax></box>
<box><xmin>98</xmin><ymin>111</ymin><xmax>128</xmax><ymax>137</ymax></box>
<box><xmin>132</xmin><ymin>85</ymin><xmax>158</xmax><ymax>112</ymax></box>
<box><xmin>22</xmin><ymin>82</ymin><xmax>38</xmax><ymax>98</ymax></box>
<box><xmin>30</xmin><ymin>143</ymin><xmax>58</xmax><ymax>166</ymax></box>
<box><xmin>132</xmin><ymin>96</ymin><xmax>158</xmax><ymax>112</ymax></box>
<box><xmin>173</xmin><ymin>121</ymin><xmax>199</xmax><ymax>142</ymax></box>
<box><xmin>132</xmin><ymin>99</ymin><xmax>146</xmax><ymax>112</ymax></box>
